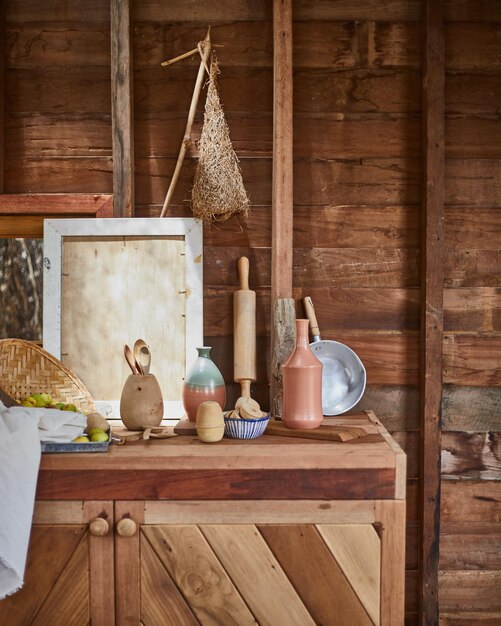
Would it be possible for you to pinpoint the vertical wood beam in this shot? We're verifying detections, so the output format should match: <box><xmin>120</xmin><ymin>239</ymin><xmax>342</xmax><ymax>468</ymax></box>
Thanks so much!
<box><xmin>115</xmin><ymin>501</ymin><xmax>144</xmax><ymax>625</ymax></box>
<box><xmin>420</xmin><ymin>1</ymin><xmax>444</xmax><ymax>624</ymax></box>
<box><xmin>111</xmin><ymin>0</ymin><xmax>134</xmax><ymax>217</ymax></box>
<box><xmin>270</xmin><ymin>0</ymin><xmax>295</xmax><ymax>415</ymax></box>
<box><xmin>271</xmin><ymin>0</ymin><xmax>293</xmax><ymax>301</ymax></box>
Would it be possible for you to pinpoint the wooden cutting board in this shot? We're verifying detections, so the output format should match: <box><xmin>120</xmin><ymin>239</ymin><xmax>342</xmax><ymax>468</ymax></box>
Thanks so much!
<box><xmin>264</xmin><ymin>420</ymin><xmax>367</xmax><ymax>442</ymax></box>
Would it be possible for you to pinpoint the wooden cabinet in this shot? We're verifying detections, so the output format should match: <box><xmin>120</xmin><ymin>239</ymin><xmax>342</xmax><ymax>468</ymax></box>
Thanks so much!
<box><xmin>0</xmin><ymin>412</ymin><xmax>406</xmax><ymax>625</ymax></box>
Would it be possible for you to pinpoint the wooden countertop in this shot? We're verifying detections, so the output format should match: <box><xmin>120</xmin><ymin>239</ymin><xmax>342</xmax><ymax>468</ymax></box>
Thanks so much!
<box><xmin>36</xmin><ymin>411</ymin><xmax>406</xmax><ymax>501</ymax></box>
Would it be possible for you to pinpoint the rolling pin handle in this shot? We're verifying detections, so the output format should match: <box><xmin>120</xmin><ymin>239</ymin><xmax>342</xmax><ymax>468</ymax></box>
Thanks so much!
<box><xmin>237</xmin><ymin>256</ymin><xmax>250</xmax><ymax>291</ymax></box>
<box><xmin>240</xmin><ymin>379</ymin><xmax>251</xmax><ymax>398</ymax></box>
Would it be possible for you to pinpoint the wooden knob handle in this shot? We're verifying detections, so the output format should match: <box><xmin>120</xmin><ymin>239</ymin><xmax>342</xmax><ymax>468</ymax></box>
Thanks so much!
<box><xmin>237</xmin><ymin>256</ymin><xmax>250</xmax><ymax>290</ymax></box>
<box><xmin>116</xmin><ymin>517</ymin><xmax>137</xmax><ymax>537</ymax></box>
<box><xmin>303</xmin><ymin>296</ymin><xmax>320</xmax><ymax>339</ymax></box>
<box><xmin>89</xmin><ymin>517</ymin><xmax>109</xmax><ymax>537</ymax></box>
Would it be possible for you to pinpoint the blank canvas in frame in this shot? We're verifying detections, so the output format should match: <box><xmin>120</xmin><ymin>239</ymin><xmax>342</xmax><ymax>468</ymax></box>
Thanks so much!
<box><xmin>43</xmin><ymin>218</ymin><xmax>203</xmax><ymax>417</ymax></box>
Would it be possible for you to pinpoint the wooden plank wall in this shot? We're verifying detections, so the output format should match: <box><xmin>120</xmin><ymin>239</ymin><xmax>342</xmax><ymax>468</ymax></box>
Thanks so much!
<box><xmin>439</xmin><ymin>2</ymin><xmax>501</xmax><ymax>624</ymax></box>
<box><xmin>2</xmin><ymin>1</ymin><xmax>500</xmax><ymax>623</ymax></box>
<box><xmin>3</xmin><ymin>1</ymin><xmax>112</xmax><ymax>192</ymax></box>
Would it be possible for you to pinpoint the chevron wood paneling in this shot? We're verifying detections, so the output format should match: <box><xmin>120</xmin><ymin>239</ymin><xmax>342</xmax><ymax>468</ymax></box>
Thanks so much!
<box><xmin>140</xmin><ymin>535</ymin><xmax>198</xmax><ymax>626</ymax></box>
<box><xmin>317</xmin><ymin>524</ymin><xmax>381</xmax><ymax>624</ymax></box>
<box><xmin>31</xmin><ymin>536</ymin><xmax>89</xmax><ymax>626</ymax></box>
<box><xmin>139</xmin><ymin>523</ymin><xmax>382</xmax><ymax>626</ymax></box>
<box><xmin>142</xmin><ymin>525</ymin><xmax>256</xmax><ymax>625</ymax></box>
<box><xmin>0</xmin><ymin>525</ymin><xmax>87</xmax><ymax>624</ymax></box>
<box><xmin>258</xmin><ymin>524</ymin><xmax>374</xmax><ymax>626</ymax></box>
<box><xmin>200</xmin><ymin>525</ymin><xmax>315</xmax><ymax>626</ymax></box>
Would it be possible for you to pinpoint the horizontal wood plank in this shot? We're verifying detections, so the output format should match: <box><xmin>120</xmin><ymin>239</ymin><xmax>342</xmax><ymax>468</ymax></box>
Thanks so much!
<box><xmin>444</xmin><ymin>288</ymin><xmax>501</xmax><ymax>332</ymax></box>
<box><xmin>135</xmin><ymin>66</ymin><xmax>422</xmax><ymax>114</ymax></box>
<box><xmin>443</xmin><ymin>334</ymin><xmax>501</xmax><ymax>385</ymax></box>
<box><xmin>5</xmin><ymin>22</ymin><xmax>111</xmax><ymax>67</ymax></box>
<box><xmin>3</xmin><ymin>157</ymin><xmax>112</xmax><ymax>193</ymax></box>
<box><xmin>373</xmin><ymin>22</ymin><xmax>501</xmax><ymax>70</ymax></box>
<box><xmin>133</xmin><ymin>112</ymin><xmax>422</xmax><ymax>159</ymax></box>
<box><xmin>440</xmin><ymin>522</ymin><xmax>501</xmax><ymax>569</ymax></box>
<box><xmin>9</xmin><ymin>112</ymin><xmax>501</xmax><ymax>162</ymax></box>
<box><xmin>352</xmin><ymin>385</ymin><xmax>420</xmax><ymax>431</ymax></box>
<box><xmin>6</xmin><ymin>1</ymin><xmax>111</xmax><ymax>22</ymax></box>
<box><xmin>131</xmin><ymin>0</ymin><xmax>456</xmax><ymax>22</ymax></box>
<box><xmin>445</xmin><ymin>250</ymin><xmax>501</xmax><ymax>287</ymax></box>
<box><xmin>138</xmin><ymin>204</ymin><xmax>499</xmax><ymax>251</ymax></box>
<box><xmin>442</xmin><ymin>386</ymin><xmax>501</xmax><ymax>431</ymax></box>
<box><xmin>208</xmin><ymin>333</ymin><xmax>420</xmax><ymax>386</ymax></box>
<box><xmin>135</xmin><ymin>157</ymin><xmax>423</xmax><ymax>206</ymax></box>
<box><xmin>442</xmin><ymin>432</ymin><xmax>501</xmax><ymax>480</ymax></box>
<box><xmin>441</xmin><ymin>481</ymin><xmax>501</xmax><ymax>522</ymax></box>
<box><xmin>5</xmin><ymin>66</ymin><xmax>111</xmax><ymax>113</ymax></box>
<box><xmin>204</xmin><ymin>246</ymin><xmax>420</xmax><ymax>288</ymax></box>
<box><xmin>444</xmin><ymin>0</ymin><xmax>501</xmax><ymax>21</ymax></box>
<box><xmin>446</xmin><ymin>23</ymin><xmax>501</xmax><ymax>70</ymax></box>
<box><xmin>143</xmin><ymin>500</ymin><xmax>378</xmax><ymax>525</ymax></box>
<box><xmin>445</xmin><ymin>207</ymin><xmax>501</xmax><ymax>248</ymax></box>
<box><xmin>445</xmin><ymin>73</ymin><xmax>501</xmax><ymax>115</ymax></box>
<box><xmin>439</xmin><ymin>570</ymin><xmax>501</xmax><ymax>612</ymax></box>
<box><xmin>5</xmin><ymin>113</ymin><xmax>112</xmax><ymax>156</ymax></box>
<box><xmin>133</xmin><ymin>0</ymin><xmax>271</xmax><ymax>21</ymax></box>
<box><xmin>445</xmin><ymin>159</ymin><xmax>501</xmax><ymax>205</ymax></box>
<box><xmin>137</xmin><ymin>204</ymin><xmax>421</xmax><ymax>249</ymax></box>
<box><xmin>440</xmin><ymin>613</ymin><xmax>501</xmax><ymax>626</ymax></box>
<box><xmin>445</xmin><ymin>117</ymin><xmax>501</xmax><ymax>158</ymax></box>
<box><xmin>0</xmin><ymin>192</ymin><xmax>113</xmax><ymax>213</ymax></box>
<box><xmin>36</xmin><ymin>468</ymin><xmax>396</xmax><ymax>501</ymax></box>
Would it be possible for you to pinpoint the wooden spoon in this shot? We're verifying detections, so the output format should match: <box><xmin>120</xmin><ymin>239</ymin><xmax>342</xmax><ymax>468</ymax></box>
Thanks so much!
<box><xmin>134</xmin><ymin>339</ymin><xmax>151</xmax><ymax>375</ymax></box>
<box><xmin>124</xmin><ymin>344</ymin><xmax>140</xmax><ymax>375</ymax></box>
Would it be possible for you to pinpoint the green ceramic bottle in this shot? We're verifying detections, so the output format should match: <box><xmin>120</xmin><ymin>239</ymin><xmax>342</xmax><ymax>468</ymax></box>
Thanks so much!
<box><xmin>182</xmin><ymin>347</ymin><xmax>226</xmax><ymax>422</ymax></box>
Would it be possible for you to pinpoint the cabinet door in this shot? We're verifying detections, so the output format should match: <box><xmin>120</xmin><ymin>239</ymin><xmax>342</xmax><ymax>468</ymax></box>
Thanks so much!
<box><xmin>0</xmin><ymin>501</ymin><xmax>114</xmax><ymax>626</ymax></box>
<box><xmin>115</xmin><ymin>502</ymin><xmax>381</xmax><ymax>626</ymax></box>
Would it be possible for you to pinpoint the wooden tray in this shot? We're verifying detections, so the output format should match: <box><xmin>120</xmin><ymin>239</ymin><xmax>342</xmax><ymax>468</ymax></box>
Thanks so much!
<box><xmin>264</xmin><ymin>420</ymin><xmax>367</xmax><ymax>442</ymax></box>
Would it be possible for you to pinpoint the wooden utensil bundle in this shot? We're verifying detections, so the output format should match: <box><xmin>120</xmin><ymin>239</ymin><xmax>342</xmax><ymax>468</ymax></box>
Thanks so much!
<box><xmin>124</xmin><ymin>339</ymin><xmax>151</xmax><ymax>375</ymax></box>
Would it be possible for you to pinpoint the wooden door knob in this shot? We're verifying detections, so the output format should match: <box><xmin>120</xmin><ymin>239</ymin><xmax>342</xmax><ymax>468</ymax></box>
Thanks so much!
<box><xmin>89</xmin><ymin>517</ymin><xmax>109</xmax><ymax>536</ymax></box>
<box><xmin>116</xmin><ymin>517</ymin><xmax>137</xmax><ymax>537</ymax></box>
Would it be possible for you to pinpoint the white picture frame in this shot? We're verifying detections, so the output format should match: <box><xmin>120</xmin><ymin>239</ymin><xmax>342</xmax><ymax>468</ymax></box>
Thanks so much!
<box><xmin>43</xmin><ymin>218</ymin><xmax>203</xmax><ymax>418</ymax></box>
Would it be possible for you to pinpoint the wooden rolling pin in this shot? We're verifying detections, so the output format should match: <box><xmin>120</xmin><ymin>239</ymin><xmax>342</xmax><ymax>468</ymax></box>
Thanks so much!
<box><xmin>233</xmin><ymin>256</ymin><xmax>256</xmax><ymax>399</ymax></box>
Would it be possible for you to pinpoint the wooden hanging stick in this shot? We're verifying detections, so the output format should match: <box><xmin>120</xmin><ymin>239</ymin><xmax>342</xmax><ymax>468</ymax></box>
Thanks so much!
<box><xmin>161</xmin><ymin>47</ymin><xmax>198</xmax><ymax>67</ymax></box>
<box><xmin>160</xmin><ymin>28</ymin><xmax>212</xmax><ymax>218</ymax></box>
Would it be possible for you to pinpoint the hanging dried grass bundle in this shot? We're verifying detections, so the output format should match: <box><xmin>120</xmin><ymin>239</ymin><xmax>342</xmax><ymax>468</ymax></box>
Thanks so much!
<box><xmin>191</xmin><ymin>57</ymin><xmax>250</xmax><ymax>223</ymax></box>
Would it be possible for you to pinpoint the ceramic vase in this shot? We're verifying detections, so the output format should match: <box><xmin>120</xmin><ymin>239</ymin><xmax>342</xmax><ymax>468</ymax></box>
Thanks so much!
<box><xmin>282</xmin><ymin>319</ymin><xmax>324</xmax><ymax>429</ymax></box>
<box><xmin>183</xmin><ymin>347</ymin><xmax>226</xmax><ymax>422</ymax></box>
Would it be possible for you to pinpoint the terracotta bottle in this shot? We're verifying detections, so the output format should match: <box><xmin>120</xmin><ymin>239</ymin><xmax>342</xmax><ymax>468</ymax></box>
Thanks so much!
<box><xmin>182</xmin><ymin>347</ymin><xmax>226</xmax><ymax>422</ymax></box>
<box><xmin>282</xmin><ymin>319</ymin><xmax>323</xmax><ymax>429</ymax></box>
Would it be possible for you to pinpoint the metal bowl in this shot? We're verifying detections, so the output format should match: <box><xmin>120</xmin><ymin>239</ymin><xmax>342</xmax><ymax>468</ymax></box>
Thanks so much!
<box><xmin>310</xmin><ymin>340</ymin><xmax>366</xmax><ymax>416</ymax></box>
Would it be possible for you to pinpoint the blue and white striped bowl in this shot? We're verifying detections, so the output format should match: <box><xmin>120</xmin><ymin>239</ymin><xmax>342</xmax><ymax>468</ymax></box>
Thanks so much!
<box><xmin>224</xmin><ymin>415</ymin><xmax>269</xmax><ymax>439</ymax></box>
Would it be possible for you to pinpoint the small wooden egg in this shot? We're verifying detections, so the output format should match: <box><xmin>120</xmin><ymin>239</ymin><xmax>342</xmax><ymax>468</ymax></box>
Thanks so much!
<box><xmin>196</xmin><ymin>401</ymin><xmax>224</xmax><ymax>443</ymax></box>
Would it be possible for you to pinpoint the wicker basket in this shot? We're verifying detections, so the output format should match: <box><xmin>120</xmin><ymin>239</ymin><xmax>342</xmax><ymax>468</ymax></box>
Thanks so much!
<box><xmin>0</xmin><ymin>338</ymin><xmax>95</xmax><ymax>413</ymax></box>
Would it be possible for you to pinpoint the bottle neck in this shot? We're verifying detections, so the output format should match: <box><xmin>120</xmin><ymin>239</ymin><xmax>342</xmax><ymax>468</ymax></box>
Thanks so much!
<box><xmin>295</xmin><ymin>319</ymin><xmax>311</xmax><ymax>348</ymax></box>
<box><xmin>197</xmin><ymin>347</ymin><xmax>212</xmax><ymax>359</ymax></box>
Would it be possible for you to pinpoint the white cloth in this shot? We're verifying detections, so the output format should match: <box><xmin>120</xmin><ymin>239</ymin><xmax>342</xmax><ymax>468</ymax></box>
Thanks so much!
<box><xmin>0</xmin><ymin>401</ymin><xmax>87</xmax><ymax>599</ymax></box>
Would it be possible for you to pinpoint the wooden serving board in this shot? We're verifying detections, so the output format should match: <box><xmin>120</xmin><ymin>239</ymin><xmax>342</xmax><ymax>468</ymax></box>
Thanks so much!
<box><xmin>264</xmin><ymin>420</ymin><xmax>367</xmax><ymax>442</ymax></box>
